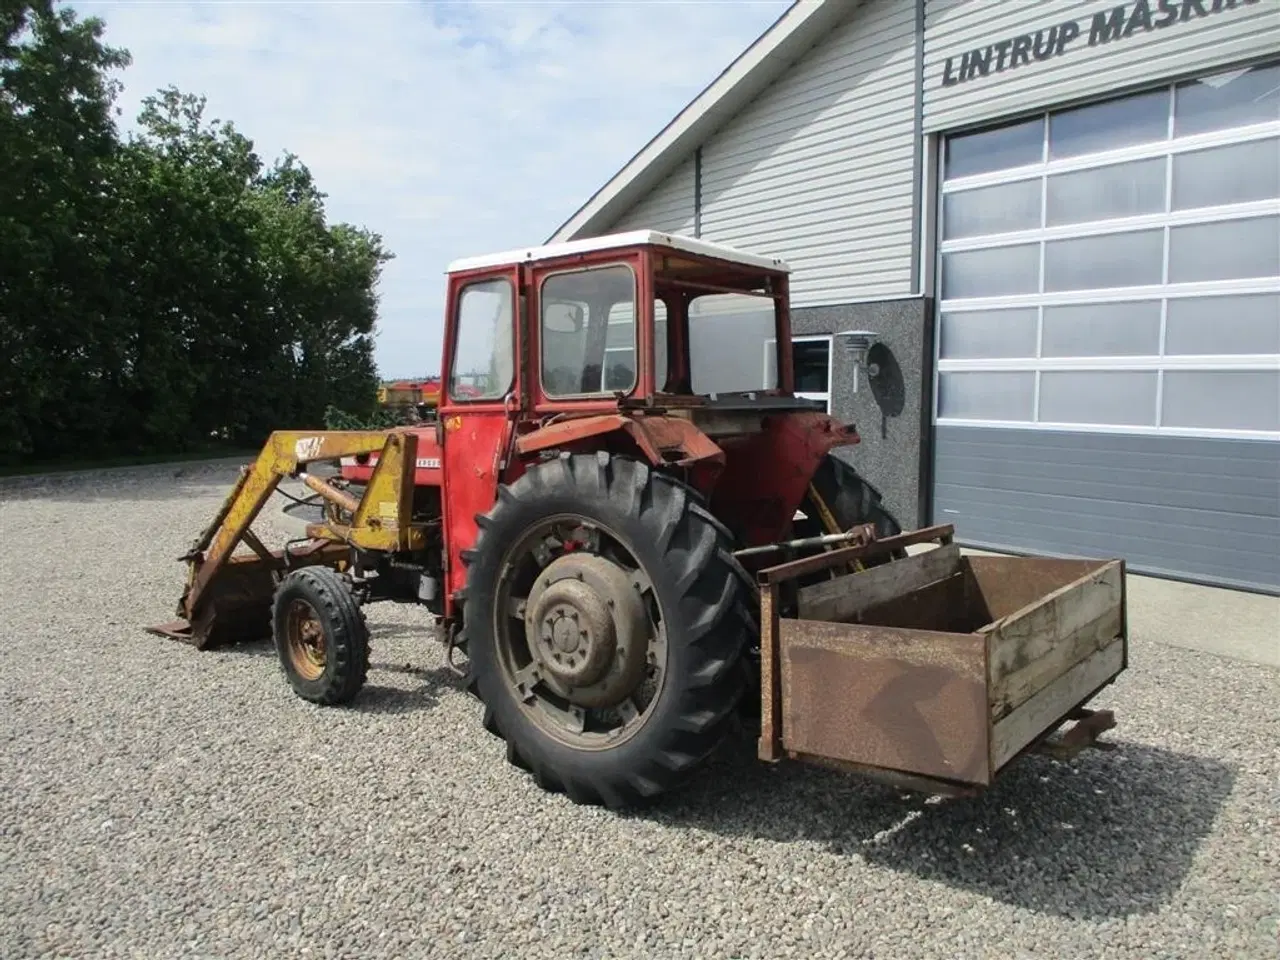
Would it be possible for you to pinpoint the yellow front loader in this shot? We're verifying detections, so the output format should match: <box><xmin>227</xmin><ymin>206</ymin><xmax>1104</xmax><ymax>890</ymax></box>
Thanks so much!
<box><xmin>150</xmin><ymin>429</ymin><xmax>427</xmax><ymax>653</ymax></box>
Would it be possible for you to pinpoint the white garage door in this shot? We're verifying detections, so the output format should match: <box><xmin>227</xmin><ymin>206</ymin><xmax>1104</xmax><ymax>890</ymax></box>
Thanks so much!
<box><xmin>931</xmin><ymin>58</ymin><xmax>1280</xmax><ymax>593</ymax></box>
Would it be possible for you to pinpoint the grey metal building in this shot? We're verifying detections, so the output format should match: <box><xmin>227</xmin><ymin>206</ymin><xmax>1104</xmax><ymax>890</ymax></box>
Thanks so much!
<box><xmin>548</xmin><ymin>0</ymin><xmax>1280</xmax><ymax>595</ymax></box>
<box><xmin>552</xmin><ymin>0</ymin><xmax>1280</xmax><ymax>599</ymax></box>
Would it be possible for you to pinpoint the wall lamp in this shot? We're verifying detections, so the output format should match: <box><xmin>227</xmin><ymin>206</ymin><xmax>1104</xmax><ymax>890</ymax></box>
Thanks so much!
<box><xmin>836</xmin><ymin>329</ymin><xmax>881</xmax><ymax>393</ymax></box>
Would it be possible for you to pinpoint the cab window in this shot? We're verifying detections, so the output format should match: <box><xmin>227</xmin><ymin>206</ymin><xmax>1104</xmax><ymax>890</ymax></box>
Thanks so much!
<box><xmin>450</xmin><ymin>277</ymin><xmax>514</xmax><ymax>401</ymax></box>
<box><xmin>540</xmin><ymin>264</ymin><xmax>637</xmax><ymax>397</ymax></box>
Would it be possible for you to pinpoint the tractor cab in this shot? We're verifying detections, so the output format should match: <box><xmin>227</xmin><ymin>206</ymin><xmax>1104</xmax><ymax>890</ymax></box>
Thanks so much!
<box><xmin>342</xmin><ymin>230</ymin><xmax>874</xmax><ymax>553</ymax></box>
<box><xmin>439</xmin><ymin>230</ymin><xmax>820</xmax><ymax>420</ymax></box>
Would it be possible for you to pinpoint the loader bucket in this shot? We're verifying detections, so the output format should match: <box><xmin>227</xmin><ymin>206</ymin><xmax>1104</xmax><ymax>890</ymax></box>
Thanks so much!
<box><xmin>148</xmin><ymin>540</ymin><xmax>349</xmax><ymax>650</ymax></box>
<box><xmin>755</xmin><ymin>524</ymin><xmax>1127</xmax><ymax>795</ymax></box>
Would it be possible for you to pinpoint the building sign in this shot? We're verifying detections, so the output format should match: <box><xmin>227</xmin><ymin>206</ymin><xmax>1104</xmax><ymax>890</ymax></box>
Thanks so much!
<box><xmin>940</xmin><ymin>0</ymin><xmax>1262</xmax><ymax>88</ymax></box>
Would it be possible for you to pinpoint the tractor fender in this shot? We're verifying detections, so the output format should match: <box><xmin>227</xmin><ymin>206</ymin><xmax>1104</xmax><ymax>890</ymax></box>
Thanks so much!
<box><xmin>514</xmin><ymin>414</ymin><xmax>725</xmax><ymax>475</ymax></box>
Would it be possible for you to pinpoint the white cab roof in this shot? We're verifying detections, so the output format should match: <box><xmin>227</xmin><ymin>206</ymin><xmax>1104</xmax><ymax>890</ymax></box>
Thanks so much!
<box><xmin>445</xmin><ymin>230</ymin><xmax>791</xmax><ymax>274</ymax></box>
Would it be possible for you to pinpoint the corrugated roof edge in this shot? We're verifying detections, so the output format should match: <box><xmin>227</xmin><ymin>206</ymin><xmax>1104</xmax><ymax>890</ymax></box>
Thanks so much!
<box><xmin>544</xmin><ymin>0</ymin><xmax>855</xmax><ymax>244</ymax></box>
<box><xmin>446</xmin><ymin>229</ymin><xmax>792</xmax><ymax>274</ymax></box>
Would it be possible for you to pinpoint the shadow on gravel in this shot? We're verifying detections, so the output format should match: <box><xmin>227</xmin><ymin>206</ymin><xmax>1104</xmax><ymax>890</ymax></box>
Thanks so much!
<box><xmin>214</xmin><ymin>636</ymin><xmax>462</xmax><ymax>715</ymax></box>
<box><xmin>357</xmin><ymin>665</ymin><xmax>466</xmax><ymax>715</ymax></box>
<box><xmin>640</xmin><ymin>734</ymin><xmax>1236</xmax><ymax>921</ymax></box>
<box><xmin>368</xmin><ymin>622</ymin><xmax>433</xmax><ymax>643</ymax></box>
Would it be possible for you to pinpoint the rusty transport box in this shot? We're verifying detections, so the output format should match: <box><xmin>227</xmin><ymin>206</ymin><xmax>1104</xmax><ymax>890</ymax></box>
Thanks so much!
<box><xmin>755</xmin><ymin>524</ymin><xmax>1128</xmax><ymax>795</ymax></box>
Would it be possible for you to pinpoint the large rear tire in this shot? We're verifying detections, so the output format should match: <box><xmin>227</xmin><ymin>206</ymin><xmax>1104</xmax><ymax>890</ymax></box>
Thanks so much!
<box><xmin>460</xmin><ymin>452</ymin><xmax>753</xmax><ymax>809</ymax></box>
<box><xmin>800</xmin><ymin>452</ymin><xmax>903</xmax><ymax>542</ymax></box>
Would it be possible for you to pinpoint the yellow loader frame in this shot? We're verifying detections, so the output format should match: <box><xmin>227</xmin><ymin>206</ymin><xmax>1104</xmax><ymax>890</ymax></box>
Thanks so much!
<box><xmin>149</xmin><ymin>429</ymin><xmax>423</xmax><ymax>650</ymax></box>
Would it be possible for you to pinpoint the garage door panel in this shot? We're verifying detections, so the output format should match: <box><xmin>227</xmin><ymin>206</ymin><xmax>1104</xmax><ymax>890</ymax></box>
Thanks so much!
<box><xmin>932</xmin><ymin>425</ymin><xmax>1280</xmax><ymax>593</ymax></box>
<box><xmin>936</xmin><ymin>499</ymin><xmax>1280</xmax><ymax>591</ymax></box>
<box><xmin>935</xmin><ymin>490</ymin><xmax>1280</xmax><ymax>567</ymax></box>
<box><xmin>933</xmin><ymin>427</ymin><xmax>1280</xmax><ymax>507</ymax></box>
<box><xmin>935</xmin><ymin>479</ymin><xmax>1280</xmax><ymax>542</ymax></box>
<box><xmin>933</xmin><ymin>464</ymin><xmax>1279</xmax><ymax>520</ymax></box>
<box><xmin>934</xmin><ymin>431</ymin><xmax>1280</xmax><ymax>503</ymax></box>
<box><xmin>932</xmin><ymin>61</ymin><xmax>1279</xmax><ymax>592</ymax></box>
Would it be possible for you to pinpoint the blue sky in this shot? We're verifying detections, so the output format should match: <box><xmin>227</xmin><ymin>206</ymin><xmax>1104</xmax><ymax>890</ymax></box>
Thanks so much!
<box><xmin>77</xmin><ymin>1</ymin><xmax>792</xmax><ymax>379</ymax></box>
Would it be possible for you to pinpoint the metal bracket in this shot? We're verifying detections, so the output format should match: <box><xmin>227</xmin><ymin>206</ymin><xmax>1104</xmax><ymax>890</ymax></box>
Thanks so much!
<box><xmin>443</xmin><ymin>620</ymin><xmax>467</xmax><ymax>678</ymax></box>
<box><xmin>1033</xmin><ymin>708</ymin><xmax>1118</xmax><ymax>762</ymax></box>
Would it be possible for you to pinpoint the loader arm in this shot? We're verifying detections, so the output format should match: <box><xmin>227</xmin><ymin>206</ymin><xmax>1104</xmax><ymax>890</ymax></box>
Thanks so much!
<box><xmin>153</xmin><ymin>429</ymin><xmax>422</xmax><ymax>650</ymax></box>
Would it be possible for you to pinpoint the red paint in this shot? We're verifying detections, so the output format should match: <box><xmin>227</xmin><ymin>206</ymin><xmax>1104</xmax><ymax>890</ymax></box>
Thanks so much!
<box><xmin>434</xmin><ymin>264</ymin><xmax>524</xmax><ymax>615</ymax></box>
<box><xmin>334</xmin><ymin>236</ymin><xmax>845</xmax><ymax>625</ymax></box>
<box><xmin>441</xmin><ymin>414</ymin><xmax>512</xmax><ymax>602</ymax></box>
<box><xmin>338</xmin><ymin>425</ymin><xmax>442</xmax><ymax>486</ymax></box>
<box><xmin>710</xmin><ymin>412</ymin><xmax>861</xmax><ymax>548</ymax></box>
<box><xmin>514</xmin><ymin>413</ymin><xmax>724</xmax><ymax>482</ymax></box>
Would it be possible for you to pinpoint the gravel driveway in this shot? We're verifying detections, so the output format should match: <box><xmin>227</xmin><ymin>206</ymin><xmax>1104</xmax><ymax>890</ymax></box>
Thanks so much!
<box><xmin>1</xmin><ymin>460</ymin><xmax>1276</xmax><ymax>959</ymax></box>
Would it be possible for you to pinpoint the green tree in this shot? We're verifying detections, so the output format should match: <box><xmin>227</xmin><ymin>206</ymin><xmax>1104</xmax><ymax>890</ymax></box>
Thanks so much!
<box><xmin>0</xmin><ymin>1</ymin><xmax>392</xmax><ymax>466</ymax></box>
<box><xmin>0</xmin><ymin>0</ymin><xmax>130</xmax><ymax>459</ymax></box>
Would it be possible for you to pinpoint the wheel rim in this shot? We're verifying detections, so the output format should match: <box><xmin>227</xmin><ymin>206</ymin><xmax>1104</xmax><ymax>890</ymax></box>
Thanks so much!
<box><xmin>492</xmin><ymin>513</ymin><xmax>669</xmax><ymax>751</ymax></box>
<box><xmin>285</xmin><ymin>598</ymin><xmax>327</xmax><ymax>681</ymax></box>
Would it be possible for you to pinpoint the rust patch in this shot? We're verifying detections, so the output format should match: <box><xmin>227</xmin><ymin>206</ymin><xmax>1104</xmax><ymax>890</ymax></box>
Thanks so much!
<box><xmin>757</xmin><ymin>583</ymin><xmax>782</xmax><ymax>762</ymax></box>
<box><xmin>515</xmin><ymin>413</ymin><xmax>726</xmax><ymax>475</ymax></box>
<box><xmin>759</xmin><ymin>524</ymin><xmax>955</xmax><ymax>584</ymax></box>
<box><xmin>965</xmin><ymin>555</ymin><xmax>1108</xmax><ymax>622</ymax></box>
<box><xmin>780</xmin><ymin>619</ymin><xmax>991</xmax><ymax>785</ymax></box>
<box><xmin>151</xmin><ymin>540</ymin><xmax>348</xmax><ymax>650</ymax></box>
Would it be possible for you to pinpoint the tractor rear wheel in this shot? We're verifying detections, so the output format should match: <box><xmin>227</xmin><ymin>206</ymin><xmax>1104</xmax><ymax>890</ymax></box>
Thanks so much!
<box><xmin>272</xmin><ymin>566</ymin><xmax>370</xmax><ymax>705</ymax></box>
<box><xmin>802</xmin><ymin>452</ymin><xmax>902</xmax><ymax>541</ymax></box>
<box><xmin>795</xmin><ymin>452</ymin><xmax>905</xmax><ymax>563</ymax></box>
<box><xmin>460</xmin><ymin>452</ymin><xmax>752</xmax><ymax>809</ymax></box>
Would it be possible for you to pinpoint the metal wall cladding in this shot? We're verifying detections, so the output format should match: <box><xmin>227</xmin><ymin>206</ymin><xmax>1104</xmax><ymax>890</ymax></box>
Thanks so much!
<box><xmin>605</xmin><ymin>0</ymin><xmax>921</xmax><ymax>307</ymax></box>
<box><xmin>697</xmin><ymin>0</ymin><xmax>919</xmax><ymax>306</ymax></box>
<box><xmin>607</xmin><ymin>153</ymin><xmax>697</xmax><ymax>236</ymax></box>
<box><xmin>923</xmin><ymin>0</ymin><xmax>1280</xmax><ymax>133</ymax></box>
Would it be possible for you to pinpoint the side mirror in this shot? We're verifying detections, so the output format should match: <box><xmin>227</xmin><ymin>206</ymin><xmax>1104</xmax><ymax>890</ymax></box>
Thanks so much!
<box><xmin>543</xmin><ymin>302</ymin><xmax>584</xmax><ymax>334</ymax></box>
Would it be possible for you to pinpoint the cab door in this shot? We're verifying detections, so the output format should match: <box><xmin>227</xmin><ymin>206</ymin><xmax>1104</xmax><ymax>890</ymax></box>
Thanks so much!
<box><xmin>438</xmin><ymin>267</ymin><xmax>523</xmax><ymax>608</ymax></box>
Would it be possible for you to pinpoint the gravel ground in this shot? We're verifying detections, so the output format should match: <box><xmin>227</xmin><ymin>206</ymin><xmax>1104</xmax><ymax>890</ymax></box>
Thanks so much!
<box><xmin>1</xmin><ymin>459</ymin><xmax>1277</xmax><ymax>960</ymax></box>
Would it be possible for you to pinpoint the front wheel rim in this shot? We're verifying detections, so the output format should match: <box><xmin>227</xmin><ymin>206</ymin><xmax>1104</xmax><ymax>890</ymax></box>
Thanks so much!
<box><xmin>285</xmin><ymin>599</ymin><xmax>327</xmax><ymax>681</ymax></box>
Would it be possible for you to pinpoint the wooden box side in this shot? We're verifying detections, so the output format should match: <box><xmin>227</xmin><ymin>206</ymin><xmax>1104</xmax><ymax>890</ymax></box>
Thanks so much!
<box><xmin>981</xmin><ymin>558</ymin><xmax>1125</xmax><ymax>722</ymax></box>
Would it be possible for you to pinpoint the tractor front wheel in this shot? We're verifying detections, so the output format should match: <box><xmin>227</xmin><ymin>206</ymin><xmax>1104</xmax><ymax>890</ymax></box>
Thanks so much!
<box><xmin>272</xmin><ymin>566</ymin><xmax>370</xmax><ymax>705</ymax></box>
<box><xmin>460</xmin><ymin>452</ymin><xmax>752</xmax><ymax>809</ymax></box>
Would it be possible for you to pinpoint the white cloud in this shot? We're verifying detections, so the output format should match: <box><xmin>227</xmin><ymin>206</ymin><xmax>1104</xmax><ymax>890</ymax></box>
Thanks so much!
<box><xmin>75</xmin><ymin>0</ymin><xmax>792</xmax><ymax>378</ymax></box>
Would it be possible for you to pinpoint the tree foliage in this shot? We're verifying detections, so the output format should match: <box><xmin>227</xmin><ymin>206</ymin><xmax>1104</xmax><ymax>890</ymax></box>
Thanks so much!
<box><xmin>322</xmin><ymin>403</ymin><xmax>416</xmax><ymax>431</ymax></box>
<box><xmin>0</xmin><ymin>1</ymin><xmax>390</xmax><ymax>465</ymax></box>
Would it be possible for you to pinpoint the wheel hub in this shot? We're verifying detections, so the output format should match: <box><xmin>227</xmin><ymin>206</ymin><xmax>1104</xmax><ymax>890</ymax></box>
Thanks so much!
<box><xmin>524</xmin><ymin>553</ymin><xmax>648</xmax><ymax>709</ymax></box>
<box><xmin>533</xmin><ymin>579</ymin><xmax>615</xmax><ymax>687</ymax></box>
<box><xmin>285</xmin><ymin>599</ymin><xmax>326</xmax><ymax>682</ymax></box>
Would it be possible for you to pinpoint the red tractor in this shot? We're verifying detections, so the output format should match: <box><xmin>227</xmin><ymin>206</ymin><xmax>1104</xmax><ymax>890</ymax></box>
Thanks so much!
<box><xmin>153</xmin><ymin>230</ymin><xmax>1128</xmax><ymax>809</ymax></box>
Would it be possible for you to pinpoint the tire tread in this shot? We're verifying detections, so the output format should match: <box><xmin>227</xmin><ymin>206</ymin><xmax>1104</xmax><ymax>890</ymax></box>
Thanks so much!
<box><xmin>272</xmin><ymin>566</ymin><xmax>369</xmax><ymax>706</ymax></box>
<box><xmin>461</xmin><ymin>454</ymin><xmax>750</xmax><ymax>809</ymax></box>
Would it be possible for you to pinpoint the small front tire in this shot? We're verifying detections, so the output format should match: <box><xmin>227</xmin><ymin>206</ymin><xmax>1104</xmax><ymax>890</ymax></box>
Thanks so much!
<box><xmin>272</xmin><ymin>566</ymin><xmax>370</xmax><ymax>705</ymax></box>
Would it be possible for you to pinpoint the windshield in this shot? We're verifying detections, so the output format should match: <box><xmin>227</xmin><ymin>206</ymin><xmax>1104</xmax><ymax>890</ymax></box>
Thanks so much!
<box><xmin>540</xmin><ymin>263</ymin><xmax>637</xmax><ymax>397</ymax></box>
